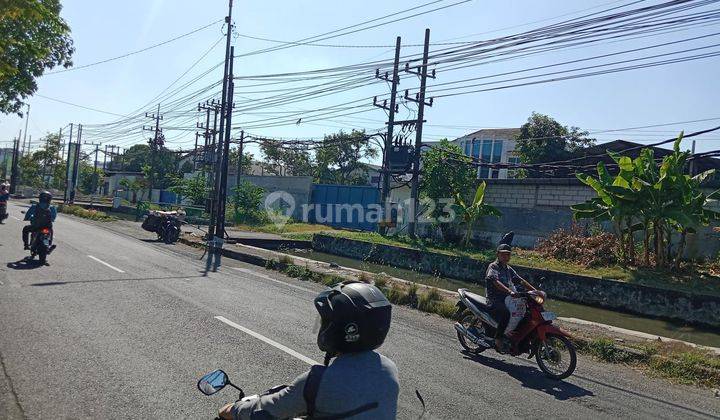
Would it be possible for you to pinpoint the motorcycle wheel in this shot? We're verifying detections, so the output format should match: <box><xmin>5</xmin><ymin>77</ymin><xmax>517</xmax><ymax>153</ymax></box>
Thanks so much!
<box><xmin>164</xmin><ymin>226</ymin><xmax>179</xmax><ymax>244</ymax></box>
<box><xmin>38</xmin><ymin>249</ymin><xmax>47</xmax><ymax>265</ymax></box>
<box><xmin>457</xmin><ymin>313</ymin><xmax>487</xmax><ymax>354</ymax></box>
<box><xmin>536</xmin><ymin>333</ymin><xmax>577</xmax><ymax>380</ymax></box>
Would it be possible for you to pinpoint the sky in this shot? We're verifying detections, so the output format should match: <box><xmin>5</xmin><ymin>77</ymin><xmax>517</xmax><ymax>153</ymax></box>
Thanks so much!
<box><xmin>1</xmin><ymin>0</ymin><xmax>720</xmax><ymax>162</ymax></box>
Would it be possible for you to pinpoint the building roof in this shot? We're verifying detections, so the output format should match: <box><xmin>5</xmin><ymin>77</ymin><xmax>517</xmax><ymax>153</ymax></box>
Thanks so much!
<box><xmin>455</xmin><ymin>128</ymin><xmax>521</xmax><ymax>141</ymax></box>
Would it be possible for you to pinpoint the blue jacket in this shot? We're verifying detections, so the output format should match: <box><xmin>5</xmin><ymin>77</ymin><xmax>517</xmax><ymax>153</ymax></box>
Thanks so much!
<box><xmin>24</xmin><ymin>204</ymin><xmax>57</xmax><ymax>223</ymax></box>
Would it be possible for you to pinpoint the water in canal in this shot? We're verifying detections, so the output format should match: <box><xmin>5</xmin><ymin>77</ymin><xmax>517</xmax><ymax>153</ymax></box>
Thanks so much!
<box><xmin>286</xmin><ymin>248</ymin><xmax>720</xmax><ymax>348</ymax></box>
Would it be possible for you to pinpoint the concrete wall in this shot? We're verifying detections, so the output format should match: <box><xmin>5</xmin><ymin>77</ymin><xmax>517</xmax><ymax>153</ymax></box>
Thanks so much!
<box><xmin>312</xmin><ymin>234</ymin><xmax>720</xmax><ymax>328</ymax></box>
<box><xmin>237</xmin><ymin>175</ymin><xmax>313</xmax><ymax>221</ymax></box>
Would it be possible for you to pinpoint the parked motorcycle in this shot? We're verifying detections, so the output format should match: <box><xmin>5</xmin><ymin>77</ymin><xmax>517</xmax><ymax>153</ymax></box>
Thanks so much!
<box><xmin>141</xmin><ymin>210</ymin><xmax>184</xmax><ymax>244</ymax></box>
<box><xmin>0</xmin><ymin>202</ymin><xmax>7</xmax><ymax>224</ymax></box>
<box><xmin>454</xmin><ymin>288</ymin><xmax>577</xmax><ymax>380</ymax></box>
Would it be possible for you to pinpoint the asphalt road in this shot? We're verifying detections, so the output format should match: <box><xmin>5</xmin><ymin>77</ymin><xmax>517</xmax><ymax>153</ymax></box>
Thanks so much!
<box><xmin>1</xmin><ymin>201</ymin><xmax>719</xmax><ymax>419</ymax></box>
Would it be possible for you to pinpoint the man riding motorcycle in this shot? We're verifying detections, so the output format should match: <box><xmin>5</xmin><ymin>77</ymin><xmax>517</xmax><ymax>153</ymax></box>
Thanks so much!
<box><xmin>218</xmin><ymin>281</ymin><xmax>400</xmax><ymax>420</ymax></box>
<box><xmin>22</xmin><ymin>191</ymin><xmax>57</xmax><ymax>250</ymax></box>
<box><xmin>485</xmin><ymin>243</ymin><xmax>538</xmax><ymax>351</ymax></box>
<box><xmin>0</xmin><ymin>182</ymin><xmax>8</xmax><ymax>224</ymax></box>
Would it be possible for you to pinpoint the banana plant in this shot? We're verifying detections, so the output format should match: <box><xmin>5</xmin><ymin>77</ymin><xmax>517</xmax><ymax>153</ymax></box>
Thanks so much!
<box><xmin>455</xmin><ymin>181</ymin><xmax>502</xmax><ymax>247</ymax></box>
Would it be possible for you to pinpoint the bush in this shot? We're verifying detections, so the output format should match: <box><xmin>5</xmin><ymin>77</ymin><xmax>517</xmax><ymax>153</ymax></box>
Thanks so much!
<box><xmin>536</xmin><ymin>224</ymin><xmax>618</xmax><ymax>267</ymax></box>
<box><xmin>58</xmin><ymin>204</ymin><xmax>116</xmax><ymax>222</ymax></box>
<box><xmin>418</xmin><ymin>288</ymin><xmax>442</xmax><ymax>312</ymax></box>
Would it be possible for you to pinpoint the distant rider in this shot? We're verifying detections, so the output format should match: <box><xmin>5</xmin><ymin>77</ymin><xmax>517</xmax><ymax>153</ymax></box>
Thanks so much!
<box><xmin>0</xmin><ymin>183</ymin><xmax>9</xmax><ymax>223</ymax></box>
<box><xmin>22</xmin><ymin>191</ymin><xmax>57</xmax><ymax>250</ymax></box>
<box><xmin>485</xmin><ymin>244</ymin><xmax>537</xmax><ymax>351</ymax></box>
<box><xmin>218</xmin><ymin>281</ymin><xmax>400</xmax><ymax>420</ymax></box>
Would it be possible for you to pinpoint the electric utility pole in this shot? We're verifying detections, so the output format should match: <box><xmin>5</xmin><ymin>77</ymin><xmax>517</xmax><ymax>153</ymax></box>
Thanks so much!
<box><xmin>21</xmin><ymin>104</ymin><xmax>30</xmax><ymax>156</ymax></box>
<box><xmin>406</xmin><ymin>29</ymin><xmax>435</xmax><ymax>239</ymax></box>
<box><xmin>143</xmin><ymin>103</ymin><xmax>164</xmax><ymax>194</ymax></box>
<box><xmin>214</xmin><ymin>45</ymin><xmax>235</xmax><ymax>245</ymax></box>
<box><xmin>9</xmin><ymin>135</ymin><xmax>20</xmax><ymax>194</ymax></box>
<box><xmin>205</xmin><ymin>0</ymin><xmax>235</xmax><ymax>271</ymax></box>
<box><xmin>236</xmin><ymin>130</ymin><xmax>244</xmax><ymax>186</ymax></box>
<box><xmin>83</xmin><ymin>141</ymin><xmax>102</xmax><ymax>194</ymax></box>
<box><xmin>374</xmin><ymin>36</ymin><xmax>402</xmax><ymax>235</ymax></box>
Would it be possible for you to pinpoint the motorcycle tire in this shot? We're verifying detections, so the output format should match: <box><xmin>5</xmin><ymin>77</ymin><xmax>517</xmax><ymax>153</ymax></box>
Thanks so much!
<box><xmin>456</xmin><ymin>313</ymin><xmax>487</xmax><ymax>354</ymax></box>
<box><xmin>164</xmin><ymin>226</ymin><xmax>179</xmax><ymax>244</ymax></box>
<box><xmin>536</xmin><ymin>333</ymin><xmax>577</xmax><ymax>380</ymax></box>
<box><xmin>38</xmin><ymin>249</ymin><xmax>47</xmax><ymax>265</ymax></box>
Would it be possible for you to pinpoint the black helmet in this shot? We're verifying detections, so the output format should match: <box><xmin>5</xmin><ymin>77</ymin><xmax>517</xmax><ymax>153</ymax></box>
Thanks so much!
<box><xmin>314</xmin><ymin>281</ymin><xmax>392</xmax><ymax>357</ymax></box>
<box><xmin>497</xmin><ymin>243</ymin><xmax>512</xmax><ymax>253</ymax></box>
<box><xmin>39</xmin><ymin>191</ymin><xmax>52</xmax><ymax>204</ymax></box>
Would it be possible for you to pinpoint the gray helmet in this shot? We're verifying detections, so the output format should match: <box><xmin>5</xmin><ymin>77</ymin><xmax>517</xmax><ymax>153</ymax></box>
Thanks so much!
<box><xmin>497</xmin><ymin>244</ymin><xmax>512</xmax><ymax>253</ymax></box>
<box><xmin>314</xmin><ymin>281</ymin><xmax>392</xmax><ymax>360</ymax></box>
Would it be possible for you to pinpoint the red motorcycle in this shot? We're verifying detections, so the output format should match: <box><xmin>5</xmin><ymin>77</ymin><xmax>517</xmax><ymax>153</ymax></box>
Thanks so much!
<box><xmin>454</xmin><ymin>289</ymin><xmax>577</xmax><ymax>380</ymax></box>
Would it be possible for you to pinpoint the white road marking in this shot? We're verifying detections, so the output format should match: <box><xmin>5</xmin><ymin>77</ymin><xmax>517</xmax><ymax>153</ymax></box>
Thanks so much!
<box><xmin>229</xmin><ymin>267</ymin><xmax>317</xmax><ymax>294</ymax></box>
<box><xmin>215</xmin><ymin>316</ymin><xmax>319</xmax><ymax>365</ymax></box>
<box><xmin>87</xmin><ymin>255</ymin><xmax>125</xmax><ymax>273</ymax></box>
<box><xmin>10</xmin><ymin>215</ymin><xmax>21</xmax><ymax>221</ymax></box>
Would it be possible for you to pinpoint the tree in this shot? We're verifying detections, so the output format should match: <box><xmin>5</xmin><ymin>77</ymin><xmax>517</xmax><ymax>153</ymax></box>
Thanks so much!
<box><xmin>121</xmin><ymin>144</ymin><xmax>178</xmax><ymax>189</ymax></box>
<box><xmin>0</xmin><ymin>0</ymin><xmax>74</xmax><ymax>115</ymax></box>
<box><xmin>259</xmin><ymin>141</ymin><xmax>312</xmax><ymax>176</ymax></box>
<box><xmin>572</xmin><ymin>133</ymin><xmax>720</xmax><ymax>268</ymax></box>
<box><xmin>16</xmin><ymin>132</ymin><xmax>65</xmax><ymax>189</ymax></box>
<box><xmin>514</xmin><ymin>112</ymin><xmax>594</xmax><ymax>176</ymax></box>
<box><xmin>168</xmin><ymin>173</ymin><xmax>207</xmax><ymax>206</ymax></box>
<box><xmin>228</xmin><ymin>148</ymin><xmax>254</xmax><ymax>175</ymax></box>
<box><xmin>119</xmin><ymin>177</ymin><xmax>145</xmax><ymax>203</ymax></box>
<box><xmin>455</xmin><ymin>181</ymin><xmax>501</xmax><ymax>247</ymax></box>
<box><xmin>230</xmin><ymin>181</ymin><xmax>266</xmax><ymax>225</ymax></box>
<box><xmin>420</xmin><ymin>139</ymin><xmax>477</xmax><ymax>240</ymax></box>
<box><xmin>314</xmin><ymin>130</ymin><xmax>378</xmax><ymax>185</ymax></box>
<box><xmin>77</xmin><ymin>160</ymin><xmax>104</xmax><ymax>194</ymax></box>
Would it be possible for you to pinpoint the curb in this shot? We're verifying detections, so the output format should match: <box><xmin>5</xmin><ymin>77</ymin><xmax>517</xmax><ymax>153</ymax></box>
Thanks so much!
<box><xmin>178</xmin><ymin>235</ymin><xmax>720</xmax><ymax>355</ymax></box>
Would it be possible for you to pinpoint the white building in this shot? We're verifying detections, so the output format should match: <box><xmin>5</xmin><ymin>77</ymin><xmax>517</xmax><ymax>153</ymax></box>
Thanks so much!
<box><xmin>451</xmin><ymin>128</ymin><xmax>521</xmax><ymax>179</ymax></box>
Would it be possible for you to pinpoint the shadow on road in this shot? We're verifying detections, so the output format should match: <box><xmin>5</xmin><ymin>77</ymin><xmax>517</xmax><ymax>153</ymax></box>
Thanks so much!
<box><xmin>6</xmin><ymin>258</ymin><xmax>45</xmax><ymax>270</ymax></box>
<box><xmin>462</xmin><ymin>351</ymin><xmax>594</xmax><ymax>401</ymax></box>
<box><xmin>30</xmin><ymin>275</ymin><xmax>206</xmax><ymax>286</ymax></box>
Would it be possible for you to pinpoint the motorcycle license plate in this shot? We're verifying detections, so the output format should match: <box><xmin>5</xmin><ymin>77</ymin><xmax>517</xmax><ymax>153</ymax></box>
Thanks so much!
<box><xmin>541</xmin><ymin>311</ymin><xmax>557</xmax><ymax>321</ymax></box>
<box><xmin>42</xmin><ymin>238</ymin><xmax>50</xmax><ymax>247</ymax></box>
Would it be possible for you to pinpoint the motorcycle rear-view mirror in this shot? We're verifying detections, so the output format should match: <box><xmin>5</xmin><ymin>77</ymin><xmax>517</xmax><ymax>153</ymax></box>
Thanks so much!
<box><xmin>197</xmin><ymin>369</ymin><xmax>229</xmax><ymax>395</ymax></box>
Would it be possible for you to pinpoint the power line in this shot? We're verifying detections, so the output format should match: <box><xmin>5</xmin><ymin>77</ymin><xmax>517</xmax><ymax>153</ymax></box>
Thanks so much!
<box><xmin>44</xmin><ymin>19</ymin><xmax>223</xmax><ymax>75</ymax></box>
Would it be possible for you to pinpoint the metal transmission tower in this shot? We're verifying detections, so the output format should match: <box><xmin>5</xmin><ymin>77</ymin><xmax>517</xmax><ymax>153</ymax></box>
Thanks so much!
<box><xmin>373</xmin><ymin>36</ymin><xmax>402</xmax><ymax>235</ymax></box>
<box><xmin>143</xmin><ymin>103</ymin><xmax>164</xmax><ymax>192</ymax></box>
<box><xmin>406</xmin><ymin>28</ymin><xmax>435</xmax><ymax>239</ymax></box>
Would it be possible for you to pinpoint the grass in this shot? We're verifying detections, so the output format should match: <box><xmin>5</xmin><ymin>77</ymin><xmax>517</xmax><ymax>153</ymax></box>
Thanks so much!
<box><xmin>308</xmin><ymin>230</ymin><xmax>720</xmax><ymax>297</ymax></box>
<box><xmin>58</xmin><ymin>204</ymin><xmax>117</xmax><ymax>222</ymax></box>
<box><xmin>232</xmin><ymin>222</ymin><xmax>343</xmax><ymax>236</ymax></box>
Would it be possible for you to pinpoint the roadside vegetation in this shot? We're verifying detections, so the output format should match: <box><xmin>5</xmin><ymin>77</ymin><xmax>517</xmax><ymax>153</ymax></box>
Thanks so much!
<box><xmin>58</xmin><ymin>204</ymin><xmax>117</xmax><ymax>221</ymax></box>
<box><xmin>262</xmin><ymin>254</ymin><xmax>720</xmax><ymax>388</ymax></box>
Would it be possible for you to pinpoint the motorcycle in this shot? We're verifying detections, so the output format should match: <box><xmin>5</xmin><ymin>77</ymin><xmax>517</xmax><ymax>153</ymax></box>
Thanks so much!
<box><xmin>29</xmin><ymin>226</ymin><xmax>55</xmax><ymax>264</ymax></box>
<box><xmin>197</xmin><ymin>369</ymin><xmax>298</xmax><ymax>420</ymax></box>
<box><xmin>141</xmin><ymin>210</ymin><xmax>183</xmax><ymax>244</ymax></box>
<box><xmin>454</xmin><ymin>288</ymin><xmax>577</xmax><ymax>380</ymax></box>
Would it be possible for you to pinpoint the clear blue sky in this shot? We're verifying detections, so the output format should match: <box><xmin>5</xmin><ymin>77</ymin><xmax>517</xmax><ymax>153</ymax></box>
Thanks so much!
<box><xmin>1</xmin><ymin>0</ymin><xmax>719</xmax><ymax>160</ymax></box>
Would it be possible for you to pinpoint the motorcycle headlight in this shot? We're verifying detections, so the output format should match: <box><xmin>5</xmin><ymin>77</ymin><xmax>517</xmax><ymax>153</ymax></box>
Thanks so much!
<box><xmin>533</xmin><ymin>295</ymin><xmax>545</xmax><ymax>305</ymax></box>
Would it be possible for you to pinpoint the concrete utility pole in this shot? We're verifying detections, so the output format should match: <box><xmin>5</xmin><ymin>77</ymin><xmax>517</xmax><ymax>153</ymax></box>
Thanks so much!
<box><xmin>83</xmin><ymin>141</ymin><xmax>102</xmax><ymax>194</ymax></box>
<box><xmin>407</xmin><ymin>29</ymin><xmax>435</xmax><ymax>239</ymax></box>
<box><xmin>9</xmin><ymin>135</ymin><xmax>20</xmax><ymax>194</ymax></box>
<box><xmin>689</xmin><ymin>139</ymin><xmax>697</xmax><ymax>176</ymax></box>
<box><xmin>21</xmin><ymin>104</ymin><xmax>30</xmax><ymax>156</ymax></box>
<box><xmin>143</xmin><ymin>103</ymin><xmax>164</xmax><ymax>193</ymax></box>
<box><xmin>236</xmin><ymin>130</ymin><xmax>244</xmax><ymax>185</ymax></box>
<box><xmin>63</xmin><ymin>124</ymin><xmax>73</xmax><ymax>202</ymax></box>
<box><xmin>204</xmin><ymin>0</ymin><xmax>235</xmax><ymax>271</ymax></box>
<box><xmin>374</xmin><ymin>36</ymin><xmax>402</xmax><ymax>235</ymax></box>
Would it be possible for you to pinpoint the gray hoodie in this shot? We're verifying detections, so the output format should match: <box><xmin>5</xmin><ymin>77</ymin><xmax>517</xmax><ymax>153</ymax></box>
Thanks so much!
<box><xmin>233</xmin><ymin>351</ymin><xmax>399</xmax><ymax>419</ymax></box>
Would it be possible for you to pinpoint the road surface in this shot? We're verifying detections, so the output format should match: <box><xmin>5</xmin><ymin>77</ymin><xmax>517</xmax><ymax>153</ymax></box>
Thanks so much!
<box><xmin>0</xmin><ymin>201</ymin><xmax>718</xmax><ymax>419</ymax></box>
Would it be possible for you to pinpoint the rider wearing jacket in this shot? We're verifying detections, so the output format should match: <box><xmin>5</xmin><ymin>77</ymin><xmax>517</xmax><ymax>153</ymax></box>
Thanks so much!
<box><xmin>22</xmin><ymin>191</ymin><xmax>57</xmax><ymax>250</ymax></box>
<box><xmin>218</xmin><ymin>281</ymin><xmax>399</xmax><ymax>420</ymax></box>
<box><xmin>485</xmin><ymin>244</ymin><xmax>537</xmax><ymax>351</ymax></box>
<box><xmin>0</xmin><ymin>183</ymin><xmax>9</xmax><ymax>223</ymax></box>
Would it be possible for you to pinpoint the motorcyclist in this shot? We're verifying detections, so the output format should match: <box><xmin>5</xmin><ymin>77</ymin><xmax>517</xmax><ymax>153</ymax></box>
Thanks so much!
<box><xmin>485</xmin><ymin>244</ymin><xmax>537</xmax><ymax>351</ymax></box>
<box><xmin>22</xmin><ymin>191</ymin><xmax>57</xmax><ymax>250</ymax></box>
<box><xmin>0</xmin><ymin>182</ymin><xmax>9</xmax><ymax>223</ymax></box>
<box><xmin>218</xmin><ymin>281</ymin><xmax>399</xmax><ymax>420</ymax></box>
